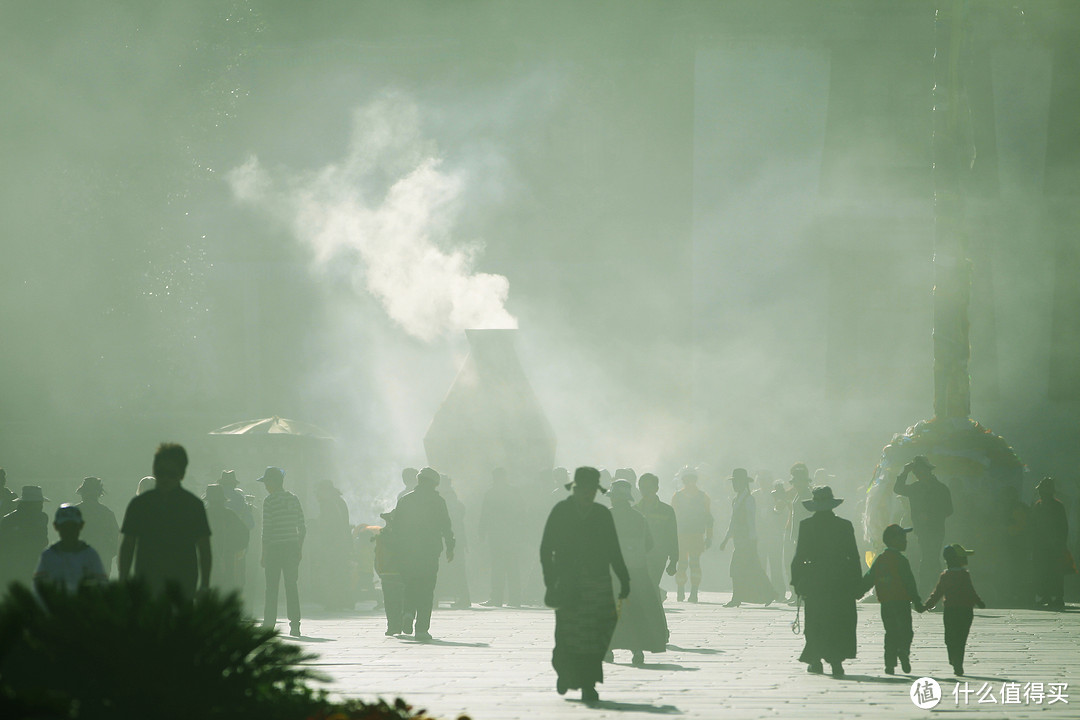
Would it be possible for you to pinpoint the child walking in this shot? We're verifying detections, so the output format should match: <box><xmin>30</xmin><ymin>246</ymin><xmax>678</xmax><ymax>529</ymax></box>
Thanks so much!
<box><xmin>924</xmin><ymin>544</ymin><xmax>986</xmax><ymax>676</ymax></box>
<box><xmin>860</xmin><ymin>524</ymin><xmax>925</xmax><ymax>674</ymax></box>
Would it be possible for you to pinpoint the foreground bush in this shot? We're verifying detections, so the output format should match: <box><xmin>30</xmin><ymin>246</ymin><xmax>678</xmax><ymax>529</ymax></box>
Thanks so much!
<box><xmin>0</xmin><ymin>582</ymin><xmax>463</xmax><ymax>720</ymax></box>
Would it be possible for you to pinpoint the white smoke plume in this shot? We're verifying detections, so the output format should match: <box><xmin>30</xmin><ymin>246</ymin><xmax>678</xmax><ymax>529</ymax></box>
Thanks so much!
<box><xmin>228</xmin><ymin>94</ymin><xmax>517</xmax><ymax>341</ymax></box>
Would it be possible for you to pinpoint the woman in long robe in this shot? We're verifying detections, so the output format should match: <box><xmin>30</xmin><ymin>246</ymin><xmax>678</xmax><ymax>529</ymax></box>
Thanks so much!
<box><xmin>607</xmin><ymin>480</ymin><xmax>668</xmax><ymax>664</ymax></box>
<box><xmin>541</xmin><ymin>467</ymin><xmax>630</xmax><ymax>703</ymax></box>
<box><xmin>790</xmin><ymin>486</ymin><xmax>861</xmax><ymax>677</ymax></box>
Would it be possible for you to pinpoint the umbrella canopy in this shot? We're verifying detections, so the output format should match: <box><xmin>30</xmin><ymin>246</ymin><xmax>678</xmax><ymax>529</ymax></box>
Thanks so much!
<box><xmin>208</xmin><ymin>416</ymin><xmax>334</xmax><ymax>441</ymax></box>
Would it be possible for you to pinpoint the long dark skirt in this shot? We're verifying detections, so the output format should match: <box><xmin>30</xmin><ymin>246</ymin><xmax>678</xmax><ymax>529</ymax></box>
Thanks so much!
<box><xmin>553</xmin><ymin>574</ymin><xmax>618</xmax><ymax>689</ymax></box>
<box><xmin>609</xmin><ymin>563</ymin><xmax>668</xmax><ymax>653</ymax></box>
<box><xmin>730</xmin><ymin>540</ymin><xmax>776</xmax><ymax>604</ymax></box>
<box><xmin>799</xmin><ymin>593</ymin><xmax>857</xmax><ymax>664</ymax></box>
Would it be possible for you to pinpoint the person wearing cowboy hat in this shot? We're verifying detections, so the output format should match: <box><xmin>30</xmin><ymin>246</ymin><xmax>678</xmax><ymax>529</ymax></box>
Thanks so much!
<box><xmin>1030</xmin><ymin>477</ymin><xmax>1070</xmax><ymax>609</ymax></box>
<box><xmin>718</xmin><ymin>469</ymin><xmax>776</xmax><ymax>607</ymax></box>
<box><xmin>789</xmin><ymin>486</ymin><xmax>861</xmax><ymax>677</ymax></box>
<box><xmin>0</xmin><ymin>485</ymin><xmax>50</xmax><ymax>590</ymax></box>
<box><xmin>924</xmin><ymin>544</ymin><xmax>986</xmax><ymax>676</ymax></box>
<box><xmin>257</xmin><ymin>466</ymin><xmax>305</xmax><ymax>637</ymax></box>
<box><xmin>671</xmin><ymin>467</ymin><xmax>713</xmax><ymax>603</ymax></box>
<box><xmin>391</xmin><ymin>467</ymin><xmax>454</xmax><ymax>641</ymax></box>
<box><xmin>74</xmin><ymin>476</ymin><xmax>120</xmax><ymax>576</ymax></box>
<box><xmin>894</xmin><ymin>455</ymin><xmax>954</xmax><ymax>595</ymax></box>
<box><xmin>606</xmin><ymin>479</ymin><xmax>668</xmax><ymax>666</ymax></box>
<box><xmin>540</xmin><ymin>467</ymin><xmax>630</xmax><ymax>703</ymax></box>
<box><xmin>858</xmin><ymin>525</ymin><xmax>926</xmax><ymax>675</ymax></box>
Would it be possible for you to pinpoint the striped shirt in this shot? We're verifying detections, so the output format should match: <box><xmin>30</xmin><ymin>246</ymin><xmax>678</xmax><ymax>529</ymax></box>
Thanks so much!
<box><xmin>262</xmin><ymin>490</ymin><xmax>305</xmax><ymax>548</ymax></box>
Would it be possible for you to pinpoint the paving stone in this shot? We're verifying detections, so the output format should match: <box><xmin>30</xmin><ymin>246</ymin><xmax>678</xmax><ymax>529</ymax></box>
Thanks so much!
<box><xmin>286</xmin><ymin>592</ymin><xmax>1078</xmax><ymax>719</ymax></box>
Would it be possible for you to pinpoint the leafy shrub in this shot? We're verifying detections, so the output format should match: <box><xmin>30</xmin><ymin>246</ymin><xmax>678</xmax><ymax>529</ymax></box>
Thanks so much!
<box><xmin>0</xmin><ymin>581</ymin><xmax>468</xmax><ymax>720</ymax></box>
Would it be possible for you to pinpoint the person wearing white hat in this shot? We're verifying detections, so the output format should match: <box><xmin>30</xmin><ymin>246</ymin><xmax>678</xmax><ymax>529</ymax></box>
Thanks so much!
<box><xmin>0</xmin><ymin>485</ymin><xmax>50</xmax><ymax>590</ymax></box>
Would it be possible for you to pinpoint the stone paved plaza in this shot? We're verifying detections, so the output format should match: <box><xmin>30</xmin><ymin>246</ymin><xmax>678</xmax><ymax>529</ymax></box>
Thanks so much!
<box><xmin>283</xmin><ymin>592</ymin><xmax>1079</xmax><ymax>720</ymax></box>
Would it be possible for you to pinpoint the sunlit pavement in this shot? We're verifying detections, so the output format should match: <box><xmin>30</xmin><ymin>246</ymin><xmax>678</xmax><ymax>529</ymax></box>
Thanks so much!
<box><xmin>285</xmin><ymin>592</ymin><xmax>1078</xmax><ymax>720</ymax></box>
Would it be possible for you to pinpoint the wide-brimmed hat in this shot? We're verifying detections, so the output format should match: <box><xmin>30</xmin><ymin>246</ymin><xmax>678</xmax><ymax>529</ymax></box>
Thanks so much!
<box><xmin>219</xmin><ymin>470</ymin><xmax>238</xmax><ymax>487</ymax></box>
<box><xmin>614</xmin><ymin>468</ymin><xmax>637</xmax><ymax>484</ymax></box>
<box><xmin>76</xmin><ymin>476</ymin><xmax>105</xmax><ymax>496</ymax></box>
<box><xmin>17</xmin><ymin>485</ymin><xmax>48</xmax><ymax>503</ymax></box>
<box><xmin>257</xmin><ymin>467</ymin><xmax>285</xmax><ymax>485</ymax></box>
<box><xmin>54</xmin><ymin>503</ymin><xmax>83</xmax><ymax>526</ymax></box>
<box><xmin>729</xmin><ymin>468</ymin><xmax>753</xmax><ymax>485</ymax></box>
<box><xmin>910</xmin><ymin>455</ymin><xmax>935</xmax><ymax>471</ymax></box>
<box><xmin>802</xmin><ymin>486</ymin><xmax>843</xmax><ymax>511</ymax></box>
<box><xmin>678</xmin><ymin>466</ymin><xmax>699</xmax><ymax>482</ymax></box>
<box><xmin>566</xmin><ymin>466</ymin><xmax>607</xmax><ymax>494</ymax></box>
<box><xmin>417</xmin><ymin>467</ymin><xmax>440</xmax><ymax>485</ymax></box>
<box><xmin>883</xmin><ymin>524</ymin><xmax>914</xmax><ymax>546</ymax></box>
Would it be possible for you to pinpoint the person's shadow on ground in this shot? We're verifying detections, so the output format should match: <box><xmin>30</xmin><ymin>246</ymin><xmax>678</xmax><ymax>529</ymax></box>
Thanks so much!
<box><xmin>611</xmin><ymin>662</ymin><xmax>698</xmax><ymax>671</ymax></box>
<box><xmin>570</xmin><ymin>698</ymin><xmax>682</xmax><ymax>714</ymax></box>
<box><xmin>285</xmin><ymin>635</ymin><xmax>334</xmax><ymax>643</ymax></box>
<box><xmin>830</xmin><ymin>674</ymin><xmax>911</xmax><ymax>684</ymax></box>
<box><xmin>666</xmin><ymin>644</ymin><xmax>723</xmax><ymax>655</ymax></box>
<box><xmin>401</xmin><ymin>637</ymin><xmax>489</xmax><ymax>648</ymax></box>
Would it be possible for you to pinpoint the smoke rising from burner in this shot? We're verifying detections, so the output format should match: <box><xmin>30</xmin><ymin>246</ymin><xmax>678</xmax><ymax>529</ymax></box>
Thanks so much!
<box><xmin>228</xmin><ymin>94</ymin><xmax>517</xmax><ymax>342</ymax></box>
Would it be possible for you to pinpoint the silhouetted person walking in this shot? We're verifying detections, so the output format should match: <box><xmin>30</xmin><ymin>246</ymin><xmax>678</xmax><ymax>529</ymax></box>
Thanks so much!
<box><xmin>859</xmin><ymin>524</ymin><xmax>925</xmax><ymax>675</ymax></box>
<box><xmin>74</xmin><ymin>476</ymin><xmax>119</xmax><ymax>576</ymax></box>
<box><xmin>438</xmin><ymin>475</ymin><xmax>471</xmax><ymax>609</ymax></box>
<box><xmin>313</xmin><ymin>481</ymin><xmax>353</xmax><ymax>610</ymax></box>
<box><xmin>718</xmin><ymin>469</ymin><xmax>775</xmax><ymax>607</ymax></box>
<box><xmin>479</xmin><ymin>467</ymin><xmax>522</xmax><ymax>607</ymax></box>
<box><xmin>0</xmin><ymin>485</ymin><xmax>50</xmax><ymax>591</ymax></box>
<box><xmin>218</xmin><ymin>470</ymin><xmax>254</xmax><ymax>594</ymax></box>
<box><xmin>1030</xmin><ymin>477</ymin><xmax>1069</xmax><ymax>609</ymax></box>
<box><xmin>894</xmin><ymin>456</ymin><xmax>953</xmax><ymax>594</ymax></box>
<box><xmin>258</xmin><ymin>467</ymin><xmax>305</xmax><ymax>637</ymax></box>
<box><xmin>34</xmin><ymin>504</ymin><xmax>107</xmax><ymax>594</ymax></box>
<box><xmin>784</xmin><ymin>463</ymin><xmax>814</xmax><ymax>606</ymax></box>
<box><xmin>634</xmin><ymin>473</ymin><xmax>678</xmax><ymax>601</ymax></box>
<box><xmin>924</xmin><ymin>544</ymin><xmax>985</xmax><ymax>676</ymax></box>
<box><xmin>607</xmin><ymin>479</ymin><xmax>667</xmax><ymax>665</ymax></box>
<box><xmin>671</xmin><ymin>468</ymin><xmax>713</xmax><ymax>602</ymax></box>
<box><xmin>790</xmin><ymin>486</ymin><xmax>861</xmax><ymax>677</ymax></box>
<box><xmin>393</xmin><ymin>467</ymin><xmax>454</xmax><ymax>641</ymax></box>
<box><xmin>0</xmin><ymin>468</ymin><xmax>17</xmax><ymax>517</ymax></box>
<box><xmin>119</xmin><ymin>444</ymin><xmax>211</xmax><ymax>600</ymax></box>
<box><xmin>541</xmin><ymin>467</ymin><xmax>629</xmax><ymax>704</ymax></box>
<box><xmin>761</xmin><ymin>480</ymin><xmax>789</xmax><ymax>600</ymax></box>
<box><xmin>375</xmin><ymin>510</ymin><xmax>405</xmax><ymax>635</ymax></box>
<box><xmin>204</xmin><ymin>484</ymin><xmax>248</xmax><ymax>592</ymax></box>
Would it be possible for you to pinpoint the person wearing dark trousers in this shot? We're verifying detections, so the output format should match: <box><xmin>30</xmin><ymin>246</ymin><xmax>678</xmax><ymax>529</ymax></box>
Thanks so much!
<box><xmin>924</xmin><ymin>544</ymin><xmax>985</xmax><ymax>676</ymax></box>
<box><xmin>479</xmin><ymin>467</ymin><xmax>521</xmax><ymax>607</ymax></box>
<box><xmin>1030</xmin><ymin>477</ymin><xmax>1069</xmax><ymax>609</ymax></box>
<box><xmin>259</xmin><ymin>467</ymin><xmax>306</xmax><ymax>638</ymax></box>
<box><xmin>790</xmin><ymin>486</ymin><xmax>862</xmax><ymax>678</ymax></box>
<box><xmin>375</xmin><ymin>511</ymin><xmax>405</xmax><ymax>635</ymax></box>
<box><xmin>894</xmin><ymin>456</ymin><xmax>953</xmax><ymax>596</ymax></box>
<box><xmin>859</xmin><ymin>524</ymin><xmax>926</xmax><ymax>674</ymax></box>
<box><xmin>393</xmin><ymin>467</ymin><xmax>454</xmax><ymax>641</ymax></box>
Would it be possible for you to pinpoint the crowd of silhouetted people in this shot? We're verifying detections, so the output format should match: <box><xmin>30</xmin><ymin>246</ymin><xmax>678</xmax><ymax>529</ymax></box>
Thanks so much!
<box><xmin>0</xmin><ymin>449</ymin><xmax>1075</xmax><ymax>704</ymax></box>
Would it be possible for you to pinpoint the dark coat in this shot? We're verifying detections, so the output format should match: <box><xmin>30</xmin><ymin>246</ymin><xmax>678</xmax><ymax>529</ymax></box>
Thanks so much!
<box><xmin>791</xmin><ymin>510</ymin><xmax>861</xmax><ymax>664</ymax></box>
